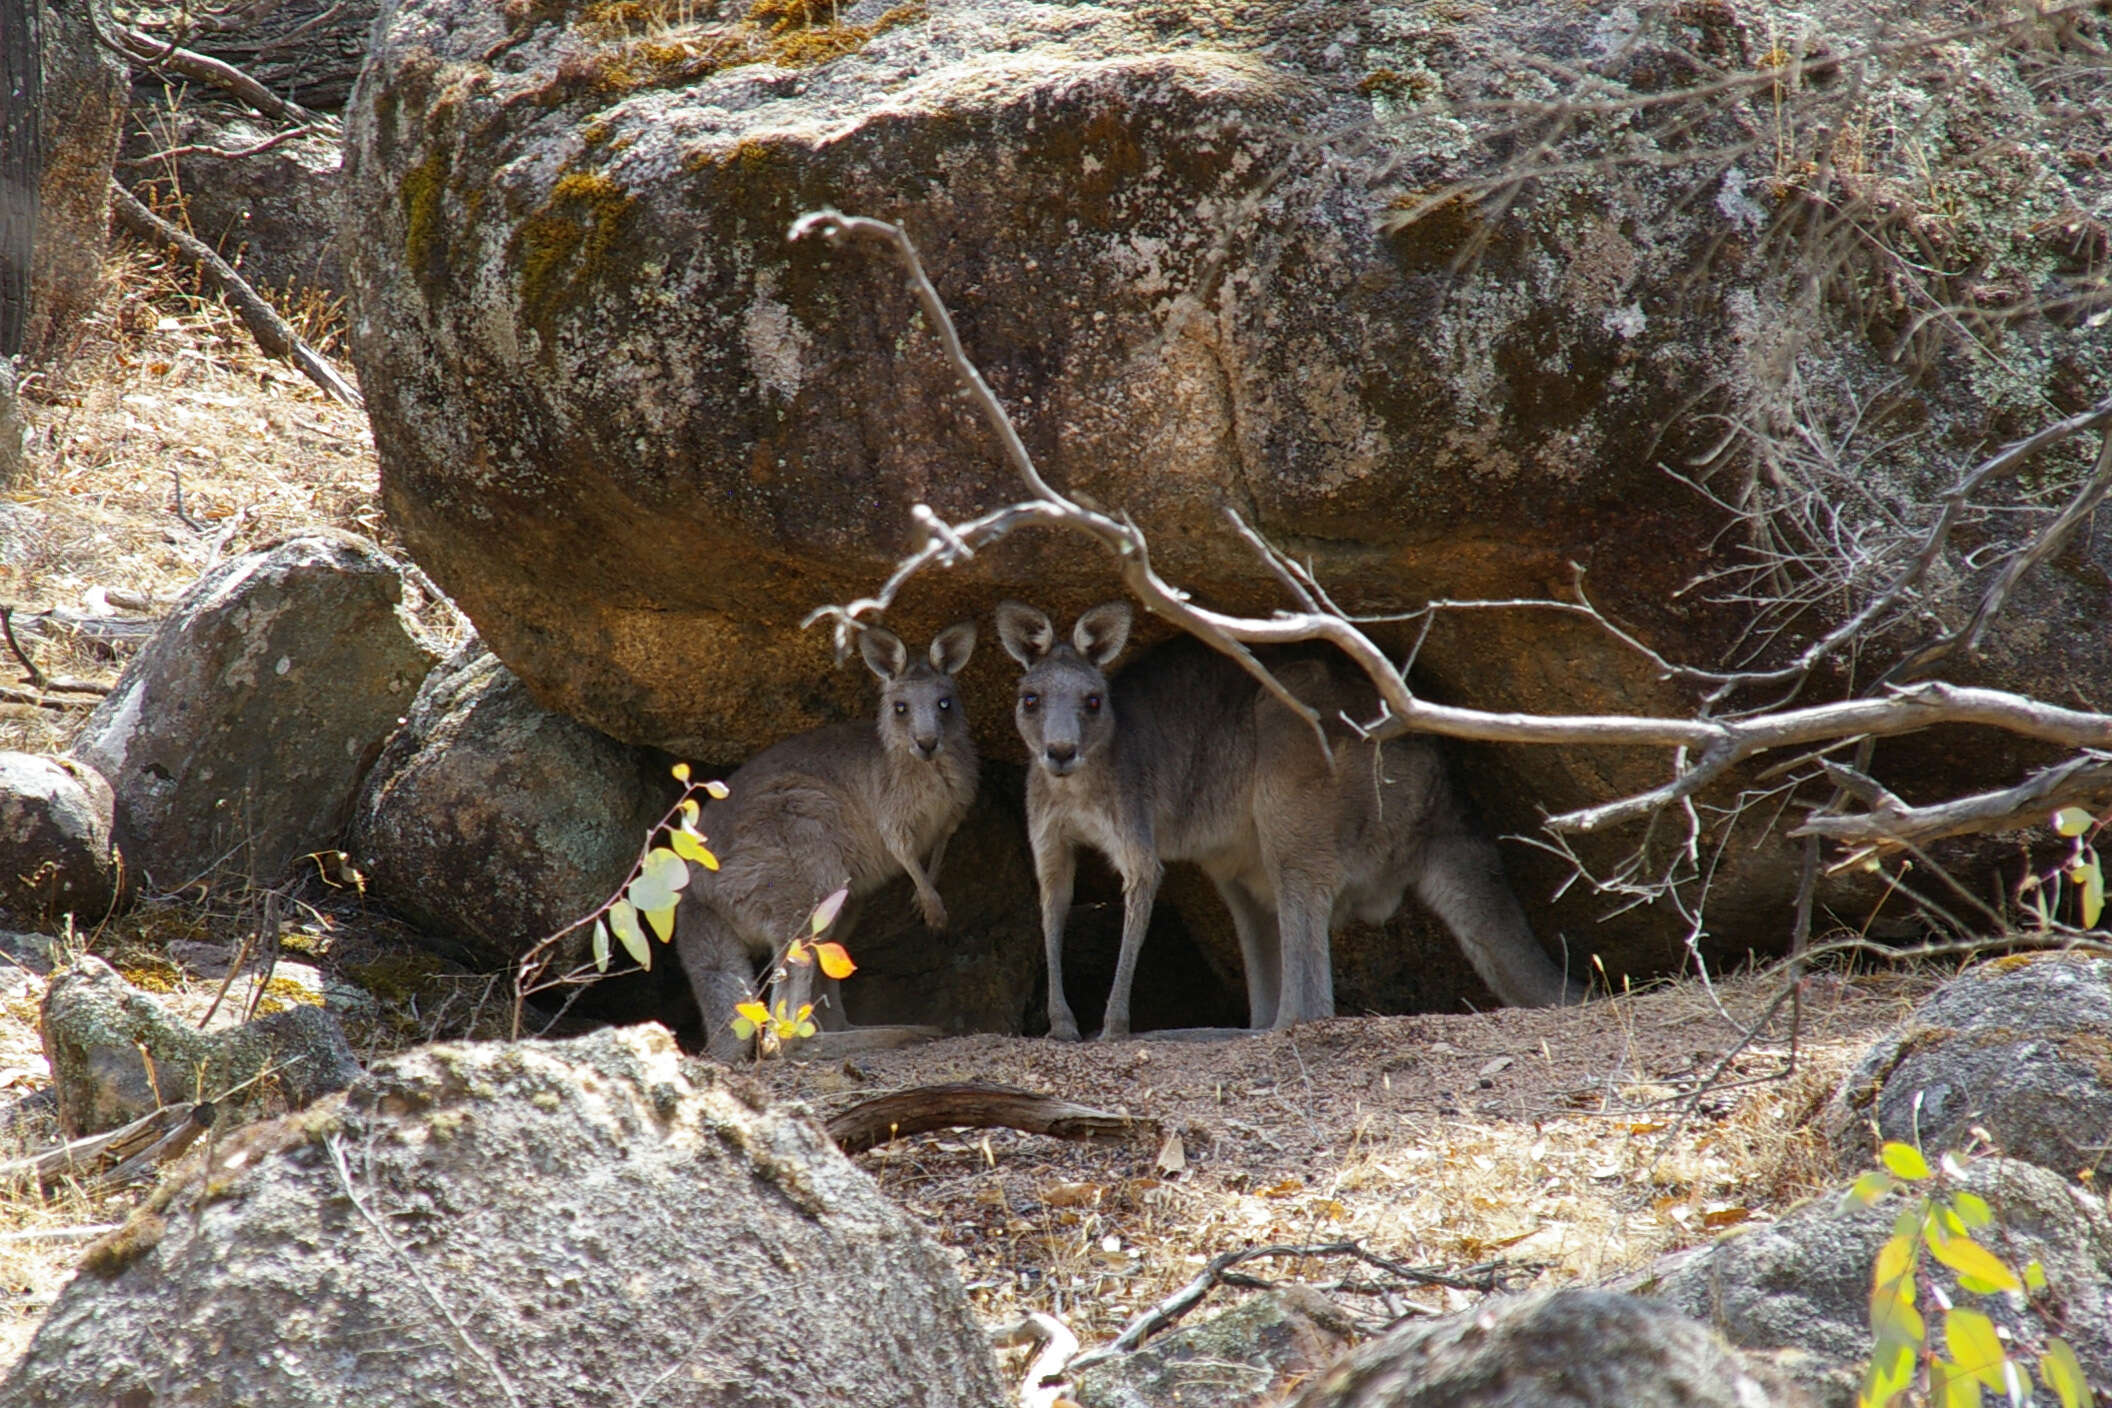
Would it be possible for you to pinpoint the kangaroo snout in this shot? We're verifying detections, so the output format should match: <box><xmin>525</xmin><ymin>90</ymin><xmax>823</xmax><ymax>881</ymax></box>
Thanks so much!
<box><xmin>1042</xmin><ymin>741</ymin><xmax>1079</xmax><ymax>773</ymax></box>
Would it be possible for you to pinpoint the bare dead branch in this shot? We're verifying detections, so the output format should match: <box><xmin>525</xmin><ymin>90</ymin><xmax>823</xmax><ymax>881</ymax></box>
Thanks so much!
<box><xmin>1796</xmin><ymin>752</ymin><xmax>2112</xmax><ymax>851</ymax></box>
<box><xmin>108</xmin><ymin>23</ymin><xmax>323</xmax><ymax>127</ymax></box>
<box><xmin>110</xmin><ymin>182</ymin><xmax>362</xmax><ymax>407</ymax></box>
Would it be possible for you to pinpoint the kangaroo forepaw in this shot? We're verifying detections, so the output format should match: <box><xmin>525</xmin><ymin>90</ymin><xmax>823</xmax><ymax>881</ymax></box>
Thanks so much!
<box><xmin>918</xmin><ymin>893</ymin><xmax>950</xmax><ymax>931</ymax></box>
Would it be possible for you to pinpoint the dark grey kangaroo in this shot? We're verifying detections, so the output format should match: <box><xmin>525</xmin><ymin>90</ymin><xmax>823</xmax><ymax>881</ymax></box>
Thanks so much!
<box><xmin>995</xmin><ymin>600</ymin><xmax>1578</xmax><ymax>1041</ymax></box>
<box><xmin>675</xmin><ymin>623</ymin><xmax>978</xmax><ymax>1062</ymax></box>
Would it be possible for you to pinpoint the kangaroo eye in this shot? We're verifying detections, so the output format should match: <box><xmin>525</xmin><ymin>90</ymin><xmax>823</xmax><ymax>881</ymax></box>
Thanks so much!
<box><xmin>938</xmin><ymin>697</ymin><xmax>952</xmax><ymax>711</ymax></box>
<box><xmin>893</xmin><ymin>701</ymin><xmax>908</xmax><ymax>715</ymax></box>
<box><xmin>1085</xmin><ymin>694</ymin><xmax>1102</xmax><ymax>713</ymax></box>
<box><xmin>1020</xmin><ymin>692</ymin><xmax>1039</xmax><ymax>712</ymax></box>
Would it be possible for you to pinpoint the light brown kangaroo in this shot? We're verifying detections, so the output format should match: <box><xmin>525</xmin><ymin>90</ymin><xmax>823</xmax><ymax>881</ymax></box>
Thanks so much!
<box><xmin>995</xmin><ymin>600</ymin><xmax>1579</xmax><ymax>1041</ymax></box>
<box><xmin>675</xmin><ymin>623</ymin><xmax>978</xmax><ymax>1062</ymax></box>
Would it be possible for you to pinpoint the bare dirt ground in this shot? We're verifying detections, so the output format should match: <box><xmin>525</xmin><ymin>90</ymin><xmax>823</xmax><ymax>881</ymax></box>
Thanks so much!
<box><xmin>0</xmin><ymin>244</ymin><xmax>1938</xmax><ymax>1385</ymax></box>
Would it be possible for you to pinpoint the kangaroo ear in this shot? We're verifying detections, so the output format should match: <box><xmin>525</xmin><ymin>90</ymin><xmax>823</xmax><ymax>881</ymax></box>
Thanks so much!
<box><xmin>994</xmin><ymin>601</ymin><xmax>1055</xmax><ymax>666</ymax></box>
<box><xmin>858</xmin><ymin>626</ymin><xmax>909</xmax><ymax>680</ymax></box>
<box><xmin>929</xmin><ymin>621</ymin><xmax>977</xmax><ymax>675</ymax></box>
<box><xmin>1073</xmin><ymin>601</ymin><xmax>1132</xmax><ymax>667</ymax></box>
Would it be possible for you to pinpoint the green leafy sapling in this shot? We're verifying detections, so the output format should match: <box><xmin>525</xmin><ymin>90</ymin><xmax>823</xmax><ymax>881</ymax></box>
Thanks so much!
<box><xmin>1850</xmin><ymin>1140</ymin><xmax>2094</xmax><ymax>1408</ymax></box>
<box><xmin>2019</xmin><ymin>807</ymin><xmax>2105</xmax><ymax>933</ymax></box>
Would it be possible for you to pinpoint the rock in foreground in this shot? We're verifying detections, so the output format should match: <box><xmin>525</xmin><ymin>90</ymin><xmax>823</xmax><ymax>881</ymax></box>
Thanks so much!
<box><xmin>2</xmin><ymin>1024</ymin><xmax>1009</xmax><ymax>1408</ymax></box>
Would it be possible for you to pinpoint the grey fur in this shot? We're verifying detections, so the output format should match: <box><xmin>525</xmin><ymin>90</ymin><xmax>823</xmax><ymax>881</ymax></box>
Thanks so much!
<box><xmin>995</xmin><ymin>600</ymin><xmax>1579</xmax><ymax>1041</ymax></box>
<box><xmin>676</xmin><ymin>622</ymin><xmax>979</xmax><ymax>1061</ymax></box>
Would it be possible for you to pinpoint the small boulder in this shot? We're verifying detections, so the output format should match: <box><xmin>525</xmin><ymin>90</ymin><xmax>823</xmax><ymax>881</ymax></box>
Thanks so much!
<box><xmin>1074</xmin><ymin>1286</ymin><xmax>1359</xmax><ymax>1408</ymax></box>
<box><xmin>2</xmin><ymin>1024</ymin><xmax>1010</xmax><ymax>1408</ymax></box>
<box><xmin>72</xmin><ymin>532</ymin><xmax>438</xmax><ymax>888</ymax></box>
<box><xmin>350</xmin><ymin>641</ymin><xmax>672</xmax><ymax>972</ymax></box>
<box><xmin>0</xmin><ymin>751</ymin><xmax>129</xmax><ymax>921</ymax></box>
<box><xmin>1288</xmin><ymin>1289</ymin><xmax>1804</xmax><ymax>1407</ymax></box>
<box><xmin>1821</xmin><ymin>955</ymin><xmax>2112</xmax><ymax>1180</ymax></box>
<box><xmin>39</xmin><ymin>955</ymin><xmax>361</xmax><ymax>1136</ymax></box>
<box><xmin>1645</xmin><ymin>1156</ymin><xmax>2112</xmax><ymax>1406</ymax></box>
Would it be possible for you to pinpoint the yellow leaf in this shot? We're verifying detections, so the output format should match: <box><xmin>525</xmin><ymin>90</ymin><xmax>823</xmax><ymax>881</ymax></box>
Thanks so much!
<box><xmin>705</xmin><ymin>779</ymin><xmax>730</xmax><ymax>799</ymax></box>
<box><xmin>1882</xmin><ymin>1142</ymin><xmax>1933</xmax><ymax>1180</ymax></box>
<box><xmin>643</xmin><ymin>902</ymin><xmax>676</xmax><ymax>943</ymax></box>
<box><xmin>1875</xmin><ymin>1233</ymin><xmax>1917</xmax><ymax>1290</ymax></box>
<box><xmin>785</xmin><ymin>940</ymin><xmax>812</xmax><ymax>966</ymax></box>
<box><xmin>1930</xmin><ymin>1357</ymin><xmax>1983</xmax><ymax>1408</ymax></box>
<box><xmin>670</xmin><ymin>828</ymin><xmax>718</xmax><ymax>868</ymax></box>
<box><xmin>672</xmin><ymin>762</ymin><xmax>692</xmax><ymax>782</ymax></box>
<box><xmin>735</xmin><ymin>1000</ymin><xmax>770</xmax><ymax>1025</ymax></box>
<box><xmin>680</xmin><ymin>797</ymin><xmax>701</xmax><ymax>821</ymax></box>
<box><xmin>813</xmin><ymin>940</ymin><xmax>857</xmax><ymax>979</ymax></box>
<box><xmin>2083</xmin><ymin>856</ymin><xmax>2104</xmax><ymax>929</ymax></box>
<box><xmin>1944</xmin><ymin>1308</ymin><xmax>2006</xmax><ymax>1390</ymax></box>
<box><xmin>608</xmin><ymin>901</ymin><xmax>651</xmax><ymax>969</ymax></box>
<box><xmin>2054</xmin><ymin>806</ymin><xmax>2094</xmax><ymax>837</ymax></box>
<box><xmin>2040</xmin><ymin>1336</ymin><xmax>2093</xmax><ymax>1408</ymax></box>
<box><xmin>1926</xmin><ymin>1228</ymin><xmax>2022</xmax><ymax>1293</ymax></box>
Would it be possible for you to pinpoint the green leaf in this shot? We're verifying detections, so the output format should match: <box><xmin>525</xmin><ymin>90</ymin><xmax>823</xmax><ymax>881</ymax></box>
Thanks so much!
<box><xmin>1945</xmin><ymin>1308</ymin><xmax>2006</xmax><ymax>1390</ymax></box>
<box><xmin>2054</xmin><ymin>806</ymin><xmax>2094</xmax><ymax>837</ymax></box>
<box><xmin>2025</xmin><ymin>1260</ymin><xmax>2049</xmax><ymax>1294</ymax></box>
<box><xmin>1849</xmin><ymin>1170</ymin><xmax>1900</xmax><ymax>1207</ymax></box>
<box><xmin>627</xmin><ymin>847</ymin><xmax>690</xmax><ymax>914</ymax></box>
<box><xmin>2040</xmin><ymin>1336</ymin><xmax>2093</xmax><ymax>1408</ymax></box>
<box><xmin>591</xmin><ymin>917</ymin><xmax>611</xmax><ymax>972</ymax></box>
<box><xmin>1882</xmin><ymin>1142</ymin><xmax>1933</xmax><ymax>1180</ymax></box>
<box><xmin>609</xmin><ymin>900</ymin><xmax>651</xmax><ymax>969</ymax></box>
<box><xmin>2083</xmin><ymin>853</ymin><xmax>2105</xmax><ymax>929</ymax></box>
<box><xmin>1870</xmin><ymin>1279</ymin><xmax>1924</xmax><ymax>1348</ymax></box>
<box><xmin>1862</xmin><ymin>1334</ymin><xmax>1918</xmax><ymax>1408</ymax></box>
<box><xmin>643</xmin><ymin>901</ymin><xmax>676</xmax><ymax>943</ymax></box>
<box><xmin>729</xmin><ymin>1015</ymin><xmax>756</xmax><ymax>1040</ymax></box>
<box><xmin>1926</xmin><ymin>1227</ymin><xmax>2023</xmax><ymax>1293</ymax></box>
<box><xmin>794</xmin><ymin>1019</ymin><xmax>817</xmax><ymax>1038</ymax></box>
<box><xmin>810</xmin><ymin>885</ymin><xmax>850</xmax><ymax>936</ymax></box>
<box><xmin>1952</xmin><ymin>1192</ymin><xmax>1995</xmax><ymax>1229</ymax></box>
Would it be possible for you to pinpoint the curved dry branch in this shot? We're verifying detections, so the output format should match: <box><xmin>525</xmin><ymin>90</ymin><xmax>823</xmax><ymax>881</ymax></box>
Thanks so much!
<box><xmin>792</xmin><ymin>210</ymin><xmax>2112</xmax><ymax>860</ymax></box>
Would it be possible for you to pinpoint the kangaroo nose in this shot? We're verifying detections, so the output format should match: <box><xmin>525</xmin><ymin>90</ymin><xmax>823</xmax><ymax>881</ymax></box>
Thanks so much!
<box><xmin>1045</xmin><ymin>742</ymin><xmax>1077</xmax><ymax>766</ymax></box>
<box><xmin>914</xmin><ymin>734</ymin><xmax>940</xmax><ymax>759</ymax></box>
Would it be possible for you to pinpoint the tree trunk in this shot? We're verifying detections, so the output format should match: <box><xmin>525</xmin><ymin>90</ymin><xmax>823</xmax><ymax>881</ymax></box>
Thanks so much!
<box><xmin>0</xmin><ymin>0</ymin><xmax>39</xmax><ymax>357</ymax></box>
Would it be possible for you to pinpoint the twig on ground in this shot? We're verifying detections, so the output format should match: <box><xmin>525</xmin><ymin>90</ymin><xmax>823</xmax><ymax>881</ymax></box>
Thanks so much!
<box><xmin>1060</xmin><ymin>1241</ymin><xmax>1530</xmax><ymax>1377</ymax></box>
<box><xmin>991</xmin><ymin>1313</ymin><xmax>1081</xmax><ymax>1408</ymax></box>
<box><xmin>109</xmin><ymin>183</ymin><xmax>362</xmax><ymax>407</ymax></box>
<box><xmin>825</xmin><ymin>1083</ymin><xmax>1157</xmax><ymax>1154</ymax></box>
<box><xmin>107</xmin><ymin>23</ymin><xmax>323</xmax><ymax>127</ymax></box>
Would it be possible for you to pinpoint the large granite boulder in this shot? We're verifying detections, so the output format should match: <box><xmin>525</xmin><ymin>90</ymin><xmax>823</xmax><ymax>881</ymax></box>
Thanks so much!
<box><xmin>349</xmin><ymin>641</ymin><xmax>675</xmax><ymax>972</ymax></box>
<box><xmin>72</xmin><ymin>533</ymin><xmax>438</xmax><ymax>888</ymax></box>
<box><xmin>2</xmin><ymin>1024</ymin><xmax>1011</xmax><ymax>1408</ymax></box>
<box><xmin>1289</xmin><ymin>1288</ymin><xmax>1806</xmax><ymax>1407</ymax></box>
<box><xmin>341</xmin><ymin>0</ymin><xmax>2112</xmax><ymax>987</ymax></box>
<box><xmin>1822</xmin><ymin>955</ymin><xmax>2112</xmax><ymax>1181</ymax></box>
